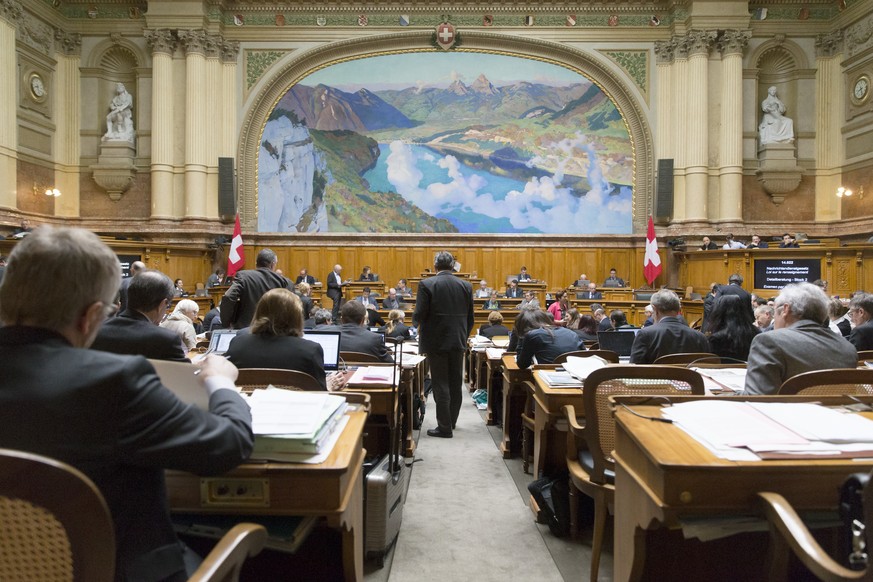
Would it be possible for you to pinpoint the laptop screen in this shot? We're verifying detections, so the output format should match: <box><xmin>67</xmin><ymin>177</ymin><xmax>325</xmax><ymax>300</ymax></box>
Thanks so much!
<box><xmin>596</xmin><ymin>329</ymin><xmax>639</xmax><ymax>357</ymax></box>
<box><xmin>208</xmin><ymin>330</ymin><xmax>239</xmax><ymax>354</ymax></box>
<box><xmin>303</xmin><ymin>330</ymin><xmax>342</xmax><ymax>371</ymax></box>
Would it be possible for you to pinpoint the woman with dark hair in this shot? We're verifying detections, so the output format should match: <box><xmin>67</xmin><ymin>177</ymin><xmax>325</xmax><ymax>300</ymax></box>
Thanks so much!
<box><xmin>705</xmin><ymin>294</ymin><xmax>759</xmax><ymax>362</ymax></box>
<box><xmin>382</xmin><ymin>309</ymin><xmax>412</xmax><ymax>339</ymax></box>
<box><xmin>224</xmin><ymin>288</ymin><xmax>327</xmax><ymax>389</ymax></box>
<box><xmin>516</xmin><ymin>309</ymin><xmax>582</xmax><ymax>368</ymax></box>
<box><xmin>565</xmin><ymin>309</ymin><xmax>599</xmax><ymax>341</ymax></box>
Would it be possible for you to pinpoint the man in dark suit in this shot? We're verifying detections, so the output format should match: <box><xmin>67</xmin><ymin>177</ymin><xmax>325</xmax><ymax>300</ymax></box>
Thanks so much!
<box><xmin>578</xmin><ymin>282</ymin><xmax>603</xmax><ymax>300</ymax></box>
<box><xmin>336</xmin><ymin>301</ymin><xmax>392</xmax><ymax>362</ymax></box>
<box><xmin>118</xmin><ymin>260</ymin><xmax>145</xmax><ymax>313</ymax></box>
<box><xmin>748</xmin><ymin>234</ymin><xmax>769</xmax><ymax>249</ymax></box>
<box><xmin>602</xmin><ymin>268</ymin><xmax>626</xmax><ymax>287</ymax></box>
<box><xmin>0</xmin><ymin>226</ymin><xmax>253</xmax><ymax>581</ymax></box>
<box><xmin>295</xmin><ymin>268</ymin><xmax>317</xmax><ymax>285</ymax></box>
<box><xmin>572</xmin><ymin>274</ymin><xmax>590</xmax><ymax>288</ymax></box>
<box><xmin>326</xmin><ymin>264</ymin><xmax>349</xmax><ymax>321</ymax></box>
<box><xmin>505</xmin><ymin>279</ymin><xmax>523</xmax><ymax>298</ymax></box>
<box><xmin>220</xmin><ymin>248</ymin><xmax>291</xmax><ymax>329</ymax></box>
<box><xmin>629</xmin><ymin>289</ymin><xmax>709</xmax><ymax>364</ymax></box>
<box><xmin>848</xmin><ymin>293</ymin><xmax>873</xmax><ymax>351</ymax></box>
<box><xmin>382</xmin><ymin>288</ymin><xmax>402</xmax><ymax>310</ymax></box>
<box><xmin>91</xmin><ymin>269</ymin><xmax>189</xmax><ymax>361</ymax></box>
<box><xmin>717</xmin><ymin>273</ymin><xmax>754</xmax><ymax>319</ymax></box>
<box><xmin>414</xmin><ymin>251</ymin><xmax>474</xmax><ymax>438</ymax></box>
<box><xmin>517</xmin><ymin>266</ymin><xmax>532</xmax><ymax>281</ymax></box>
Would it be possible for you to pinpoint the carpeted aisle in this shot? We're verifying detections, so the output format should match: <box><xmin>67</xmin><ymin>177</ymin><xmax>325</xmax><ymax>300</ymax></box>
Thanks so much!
<box><xmin>388</xmin><ymin>389</ymin><xmax>563</xmax><ymax>582</ymax></box>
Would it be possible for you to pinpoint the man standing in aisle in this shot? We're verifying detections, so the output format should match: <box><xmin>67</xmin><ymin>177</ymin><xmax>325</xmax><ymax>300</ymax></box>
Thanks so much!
<box><xmin>219</xmin><ymin>248</ymin><xmax>291</xmax><ymax>329</ymax></box>
<box><xmin>414</xmin><ymin>251</ymin><xmax>474</xmax><ymax>438</ymax></box>
<box><xmin>327</xmin><ymin>264</ymin><xmax>349</xmax><ymax>322</ymax></box>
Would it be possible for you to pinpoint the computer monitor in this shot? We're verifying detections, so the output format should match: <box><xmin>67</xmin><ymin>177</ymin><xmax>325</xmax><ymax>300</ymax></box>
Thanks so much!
<box><xmin>207</xmin><ymin>329</ymin><xmax>238</xmax><ymax>355</ymax></box>
<box><xmin>596</xmin><ymin>329</ymin><xmax>639</xmax><ymax>357</ymax></box>
<box><xmin>302</xmin><ymin>330</ymin><xmax>342</xmax><ymax>372</ymax></box>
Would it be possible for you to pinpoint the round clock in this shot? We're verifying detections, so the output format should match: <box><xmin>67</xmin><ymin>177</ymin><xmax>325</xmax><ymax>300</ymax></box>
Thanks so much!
<box><xmin>28</xmin><ymin>73</ymin><xmax>46</xmax><ymax>102</ymax></box>
<box><xmin>853</xmin><ymin>75</ymin><xmax>870</xmax><ymax>105</ymax></box>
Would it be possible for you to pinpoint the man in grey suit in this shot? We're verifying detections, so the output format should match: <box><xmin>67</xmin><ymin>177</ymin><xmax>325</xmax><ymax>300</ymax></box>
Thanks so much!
<box><xmin>744</xmin><ymin>282</ymin><xmax>857</xmax><ymax>395</ymax></box>
<box><xmin>414</xmin><ymin>251</ymin><xmax>474</xmax><ymax>438</ymax></box>
<box><xmin>118</xmin><ymin>260</ymin><xmax>145</xmax><ymax>313</ymax></box>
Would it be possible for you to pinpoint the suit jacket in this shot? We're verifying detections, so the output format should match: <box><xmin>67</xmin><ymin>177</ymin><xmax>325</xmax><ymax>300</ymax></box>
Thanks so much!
<box><xmin>517</xmin><ymin>273</ymin><xmax>532</xmax><ymax>281</ymax></box>
<box><xmin>577</xmin><ymin>290</ymin><xmax>603</xmax><ymax>300</ymax></box>
<box><xmin>383</xmin><ymin>322</ymin><xmax>413</xmax><ymax>340</ymax></box>
<box><xmin>597</xmin><ymin>317</ymin><xmax>613</xmax><ymax>331</ymax></box>
<box><xmin>748</xmin><ymin>242</ymin><xmax>769</xmax><ymax>249</ymax></box>
<box><xmin>629</xmin><ymin>315</ymin><xmax>710</xmax><ymax>364</ymax></box>
<box><xmin>118</xmin><ymin>276</ymin><xmax>133</xmax><ymax>313</ymax></box>
<box><xmin>358</xmin><ymin>273</ymin><xmax>376</xmax><ymax>282</ymax></box>
<box><xmin>413</xmin><ymin>270</ymin><xmax>474</xmax><ymax>354</ymax></box>
<box><xmin>224</xmin><ymin>333</ymin><xmax>326</xmax><ymax>389</ymax></box>
<box><xmin>602</xmin><ymin>276</ymin><xmax>626</xmax><ymax>288</ymax></box>
<box><xmin>295</xmin><ymin>274</ymin><xmax>317</xmax><ymax>285</ymax></box>
<box><xmin>0</xmin><ymin>326</ymin><xmax>253</xmax><ymax>581</ymax></box>
<box><xmin>382</xmin><ymin>296</ymin><xmax>402</xmax><ymax>310</ymax></box>
<box><xmin>700</xmin><ymin>242</ymin><xmax>718</xmax><ymax>250</ymax></box>
<box><xmin>326</xmin><ymin>271</ymin><xmax>344</xmax><ymax>301</ymax></box>
<box><xmin>220</xmin><ymin>268</ymin><xmax>292</xmax><ymax>329</ymax></box>
<box><xmin>479</xmin><ymin>323</ymin><xmax>511</xmax><ymax>338</ymax></box>
<box><xmin>850</xmin><ymin>320</ymin><xmax>873</xmax><ymax>351</ymax></box>
<box><xmin>516</xmin><ymin>327</ymin><xmax>581</xmax><ymax>368</ymax></box>
<box><xmin>91</xmin><ymin>309</ymin><xmax>189</xmax><ymax>362</ymax></box>
<box><xmin>505</xmin><ymin>287</ymin><xmax>523</xmax><ymax>298</ymax></box>
<box><xmin>744</xmin><ymin>319</ymin><xmax>858</xmax><ymax>395</ymax></box>
<box><xmin>336</xmin><ymin>323</ymin><xmax>392</xmax><ymax>362</ymax></box>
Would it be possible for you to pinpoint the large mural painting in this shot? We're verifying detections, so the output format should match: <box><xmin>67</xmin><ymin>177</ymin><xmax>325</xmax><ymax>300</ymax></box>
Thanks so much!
<box><xmin>258</xmin><ymin>51</ymin><xmax>633</xmax><ymax>234</ymax></box>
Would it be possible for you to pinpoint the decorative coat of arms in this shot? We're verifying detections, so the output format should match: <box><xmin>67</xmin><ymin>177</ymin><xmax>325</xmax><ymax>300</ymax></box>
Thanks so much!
<box><xmin>434</xmin><ymin>19</ymin><xmax>458</xmax><ymax>50</ymax></box>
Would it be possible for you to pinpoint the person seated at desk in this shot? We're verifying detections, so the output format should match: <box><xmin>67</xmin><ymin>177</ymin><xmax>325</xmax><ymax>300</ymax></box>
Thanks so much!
<box><xmin>516</xmin><ymin>290</ymin><xmax>540</xmax><ymax>310</ymax></box>
<box><xmin>609</xmin><ymin>309</ymin><xmax>636</xmax><ymax>330</ymax></box>
<box><xmin>848</xmin><ymin>292</ymin><xmax>873</xmax><ymax>350</ymax></box>
<box><xmin>203</xmin><ymin>304</ymin><xmax>221</xmax><ymax>332</ymax></box>
<box><xmin>91</xmin><ymin>269</ymin><xmax>189</xmax><ymax>362</ymax></box>
<box><xmin>642</xmin><ymin>304</ymin><xmax>654</xmax><ymax>327</ymax></box>
<box><xmin>748</xmin><ymin>234</ymin><xmax>769</xmax><ymax>249</ymax></box>
<box><xmin>173</xmin><ymin>278</ymin><xmax>188</xmax><ymax>297</ymax></box>
<box><xmin>722</xmin><ymin>233</ymin><xmax>747</xmax><ymax>250</ymax></box>
<box><xmin>572</xmin><ymin>273</ymin><xmax>590</xmax><ymax>288</ymax></box>
<box><xmin>0</xmin><ymin>226</ymin><xmax>253</xmax><ymax>582</ymax></box>
<box><xmin>577</xmin><ymin>282</ymin><xmax>602</xmax><ymax>300</ymax></box>
<box><xmin>225</xmin><ymin>289</ymin><xmax>327</xmax><ymax>389</ymax></box>
<box><xmin>779</xmin><ymin>232</ymin><xmax>800</xmax><ymax>248</ymax></box>
<box><xmin>828</xmin><ymin>298</ymin><xmax>851</xmax><ymax>338</ymax></box>
<box><xmin>755</xmin><ymin>304</ymin><xmax>775</xmax><ymax>333</ymax></box>
<box><xmin>517</xmin><ymin>266</ymin><xmax>532</xmax><ymax>282</ymax></box>
<box><xmin>706</xmin><ymin>295</ymin><xmax>759</xmax><ymax>361</ymax></box>
<box><xmin>295</xmin><ymin>268</ymin><xmax>317</xmax><ymax>285</ymax></box>
<box><xmin>335</xmin><ymin>301</ymin><xmax>392</xmax><ymax>362</ymax></box>
<box><xmin>479</xmin><ymin>311</ymin><xmax>510</xmax><ymax>339</ymax></box>
<box><xmin>160</xmin><ymin>299</ymin><xmax>199</xmax><ymax>351</ymax></box>
<box><xmin>602</xmin><ymin>268</ymin><xmax>625</xmax><ymax>288</ymax></box>
<box><xmin>312</xmin><ymin>308</ymin><xmax>333</xmax><ymax>329</ymax></box>
<box><xmin>356</xmin><ymin>286</ymin><xmax>377</xmax><ymax>309</ymax></box>
<box><xmin>483</xmin><ymin>290</ymin><xmax>501</xmax><ymax>310</ymax></box>
<box><xmin>629</xmin><ymin>289</ymin><xmax>710</xmax><ymax>364</ymax></box>
<box><xmin>396</xmin><ymin>279</ymin><xmax>412</xmax><ymax>297</ymax></box>
<box><xmin>743</xmin><ymin>282</ymin><xmax>857</xmax><ymax>395</ymax></box>
<box><xmin>547</xmin><ymin>290</ymin><xmax>569</xmax><ymax>322</ymax></box>
<box><xmin>505</xmin><ymin>279</ymin><xmax>523</xmax><ymax>298</ymax></box>
<box><xmin>206</xmin><ymin>267</ymin><xmax>225</xmax><ymax>288</ymax></box>
<box><xmin>566</xmin><ymin>309</ymin><xmax>598</xmax><ymax>341</ymax></box>
<box><xmin>594</xmin><ymin>307</ymin><xmax>612</xmax><ymax>331</ymax></box>
<box><xmin>699</xmin><ymin>236</ymin><xmax>718</xmax><ymax>251</ymax></box>
<box><xmin>381</xmin><ymin>288</ymin><xmax>402</xmax><ymax>310</ymax></box>
<box><xmin>359</xmin><ymin>265</ymin><xmax>376</xmax><ymax>282</ymax></box>
<box><xmin>515</xmin><ymin>309</ymin><xmax>582</xmax><ymax>369</ymax></box>
<box><xmin>382</xmin><ymin>309</ymin><xmax>413</xmax><ymax>340</ymax></box>
<box><xmin>475</xmin><ymin>279</ymin><xmax>492</xmax><ymax>299</ymax></box>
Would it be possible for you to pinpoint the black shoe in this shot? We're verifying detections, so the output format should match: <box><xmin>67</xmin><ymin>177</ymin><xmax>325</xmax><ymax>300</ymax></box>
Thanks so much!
<box><xmin>427</xmin><ymin>428</ymin><xmax>452</xmax><ymax>438</ymax></box>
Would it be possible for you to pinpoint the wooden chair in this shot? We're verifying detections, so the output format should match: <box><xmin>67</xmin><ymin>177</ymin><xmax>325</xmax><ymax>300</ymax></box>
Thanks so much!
<box><xmin>858</xmin><ymin>350</ymin><xmax>873</xmax><ymax>362</ymax></box>
<box><xmin>236</xmin><ymin>368</ymin><xmax>326</xmax><ymax>391</ymax></box>
<box><xmin>562</xmin><ymin>365</ymin><xmax>705</xmax><ymax>581</ymax></box>
<box><xmin>582</xmin><ymin>340</ymin><xmax>599</xmax><ymax>350</ymax></box>
<box><xmin>653</xmin><ymin>352</ymin><xmax>720</xmax><ymax>365</ymax></box>
<box><xmin>340</xmin><ymin>351</ymin><xmax>384</xmax><ymax>363</ymax></box>
<box><xmin>0</xmin><ymin>447</ymin><xmax>266</xmax><ymax>582</ymax></box>
<box><xmin>778</xmin><ymin>368</ymin><xmax>873</xmax><ymax>396</ymax></box>
<box><xmin>553</xmin><ymin>350</ymin><xmax>619</xmax><ymax>364</ymax></box>
<box><xmin>758</xmin><ymin>470</ymin><xmax>873</xmax><ymax>581</ymax></box>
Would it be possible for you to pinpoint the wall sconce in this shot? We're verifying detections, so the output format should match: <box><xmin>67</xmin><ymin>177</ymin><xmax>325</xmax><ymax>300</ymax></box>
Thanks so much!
<box><xmin>837</xmin><ymin>186</ymin><xmax>864</xmax><ymax>199</ymax></box>
<box><xmin>33</xmin><ymin>183</ymin><xmax>61</xmax><ymax>197</ymax></box>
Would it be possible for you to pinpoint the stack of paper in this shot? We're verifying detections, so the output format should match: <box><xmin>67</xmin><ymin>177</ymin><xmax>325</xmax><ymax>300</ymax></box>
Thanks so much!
<box><xmin>539</xmin><ymin>371</ymin><xmax>583</xmax><ymax>387</ymax></box>
<box><xmin>562</xmin><ymin>355</ymin><xmax>609</xmax><ymax>381</ymax></box>
<box><xmin>249</xmin><ymin>388</ymin><xmax>348</xmax><ymax>459</ymax></box>
<box><xmin>348</xmin><ymin>366</ymin><xmax>398</xmax><ymax>384</ymax></box>
<box><xmin>485</xmin><ymin>347</ymin><xmax>506</xmax><ymax>359</ymax></box>
<box><xmin>691</xmin><ymin>367</ymin><xmax>747</xmax><ymax>393</ymax></box>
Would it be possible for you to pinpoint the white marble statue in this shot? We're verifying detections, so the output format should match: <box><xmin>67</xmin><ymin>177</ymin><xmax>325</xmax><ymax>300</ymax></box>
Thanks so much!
<box><xmin>758</xmin><ymin>86</ymin><xmax>794</xmax><ymax>145</ymax></box>
<box><xmin>103</xmin><ymin>82</ymin><xmax>134</xmax><ymax>141</ymax></box>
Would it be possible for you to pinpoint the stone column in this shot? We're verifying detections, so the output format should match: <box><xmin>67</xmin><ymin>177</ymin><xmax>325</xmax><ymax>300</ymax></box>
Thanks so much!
<box><xmin>179</xmin><ymin>29</ymin><xmax>208</xmax><ymax>220</ymax></box>
<box><xmin>204</xmin><ymin>34</ymin><xmax>222</xmax><ymax>219</ymax></box>
<box><xmin>671</xmin><ymin>36</ymin><xmax>689</xmax><ymax>222</ymax></box>
<box><xmin>814</xmin><ymin>32</ymin><xmax>844</xmax><ymax>222</ymax></box>
<box><xmin>684</xmin><ymin>30</ymin><xmax>717</xmax><ymax>223</ymax></box>
<box><xmin>221</xmin><ymin>40</ymin><xmax>239</xmax><ymax>219</ymax></box>
<box><xmin>0</xmin><ymin>0</ymin><xmax>21</xmax><ymax>209</ymax></box>
<box><xmin>53</xmin><ymin>31</ymin><xmax>82</xmax><ymax>217</ymax></box>
<box><xmin>145</xmin><ymin>29</ymin><xmax>176</xmax><ymax>218</ymax></box>
<box><xmin>717</xmin><ymin>30</ymin><xmax>750</xmax><ymax>225</ymax></box>
<box><xmin>654</xmin><ymin>39</ymin><xmax>674</xmax><ymax>182</ymax></box>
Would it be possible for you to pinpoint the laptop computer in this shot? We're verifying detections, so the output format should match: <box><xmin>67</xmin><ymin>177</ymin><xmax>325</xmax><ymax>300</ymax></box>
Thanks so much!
<box><xmin>596</xmin><ymin>329</ymin><xmax>639</xmax><ymax>358</ymax></box>
<box><xmin>303</xmin><ymin>329</ymin><xmax>342</xmax><ymax>372</ymax></box>
<box><xmin>207</xmin><ymin>329</ymin><xmax>239</xmax><ymax>355</ymax></box>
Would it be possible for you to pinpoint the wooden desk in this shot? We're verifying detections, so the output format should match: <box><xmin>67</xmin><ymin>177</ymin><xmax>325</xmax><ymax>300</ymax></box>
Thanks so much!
<box><xmin>166</xmin><ymin>410</ymin><xmax>366</xmax><ymax>582</ymax></box>
<box><xmin>485</xmin><ymin>349</ymin><xmax>506</xmax><ymax>425</ymax></box>
<box><xmin>500</xmin><ymin>354</ymin><xmax>531</xmax><ymax>459</ymax></box>
<box><xmin>530</xmin><ymin>368</ymin><xmax>583</xmax><ymax>479</ymax></box>
<box><xmin>613</xmin><ymin>396</ymin><xmax>873</xmax><ymax>581</ymax></box>
<box><xmin>344</xmin><ymin>365</ymin><xmax>417</xmax><ymax>458</ymax></box>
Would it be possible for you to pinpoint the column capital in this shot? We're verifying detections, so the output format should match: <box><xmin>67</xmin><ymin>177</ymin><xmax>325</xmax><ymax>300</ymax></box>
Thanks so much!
<box><xmin>686</xmin><ymin>30</ymin><xmax>718</xmax><ymax>57</ymax></box>
<box><xmin>205</xmin><ymin>33</ymin><xmax>223</xmax><ymax>59</ymax></box>
<box><xmin>145</xmin><ymin>28</ymin><xmax>176</xmax><ymax>56</ymax></box>
<box><xmin>816</xmin><ymin>30</ymin><xmax>843</xmax><ymax>58</ymax></box>
<box><xmin>221</xmin><ymin>40</ymin><xmax>240</xmax><ymax>63</ymax></box>
<box><xmin>178</xmin><ymin>29</ymin><xmax>208</xmax><ymax>56</ymax></box>
<box><xmin>0</xmin><ymin>0</ymin><xmax>22</xmax><ymax>27</ymax></box>
<box><xmin>54</xmin><ymin>29</ymin><xmax>81</xmax><ymax>56</ymax></box>
<box><xmin>672</xmin><ymin>35</ymin><xmax>689</xmax><ymax>60</ymax></box>
<box><xmin>654</xmin><ymin>39</ymin><xmax>675</xmax><ymax>64</ymax></box>
<box><xmin>717</xmin><ymin>30</ymin><xmax>750</xmax><ymax>56</ymax></box>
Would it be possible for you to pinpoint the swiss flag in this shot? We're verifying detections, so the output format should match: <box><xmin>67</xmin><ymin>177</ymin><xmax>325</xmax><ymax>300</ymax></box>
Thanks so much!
<box><xmin>227</xmin><ymin>214</ymin><xmax>245</xmax><ymax>277</ymax></box>
<box><xmin>643</xmin><ymin>216</ymin><xmax>662</xmax><ymax>285</ymax></box>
